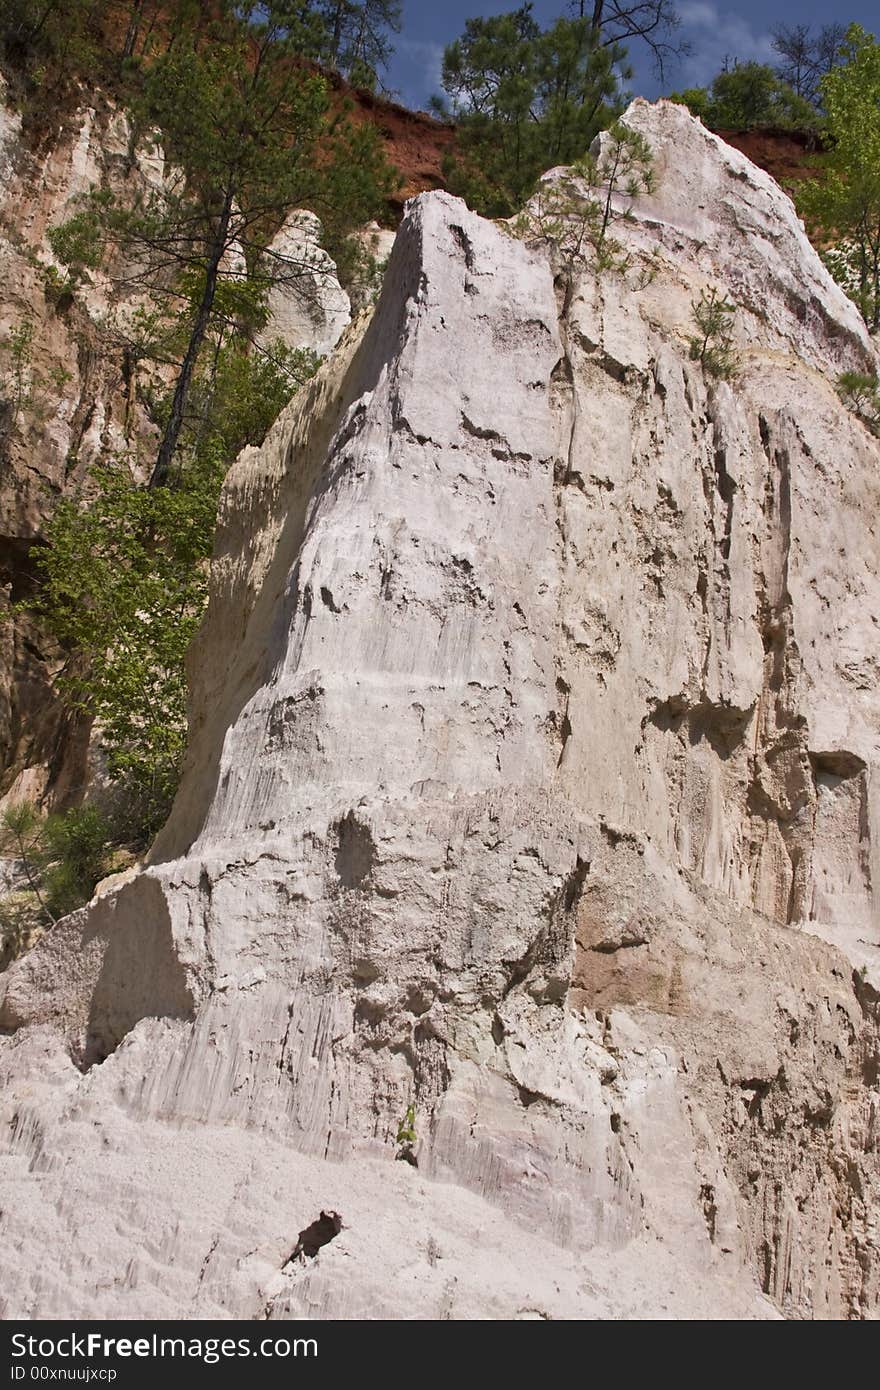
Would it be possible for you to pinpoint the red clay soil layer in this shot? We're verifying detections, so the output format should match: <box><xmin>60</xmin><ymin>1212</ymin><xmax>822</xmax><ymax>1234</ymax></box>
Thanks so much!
<box><xmin>345</xmin><ymin>102</ymin><xmax>827</xmax><ymax>223</ymax></box>
<box><xmin>326</xmin><ymin>73</ymin><xmax>456</xmax><ymax>218</ymax></box>
<box><xmin>716</xmin><ymin>127</ymin><xmax>825</xmax><ymax>195</ymax></box>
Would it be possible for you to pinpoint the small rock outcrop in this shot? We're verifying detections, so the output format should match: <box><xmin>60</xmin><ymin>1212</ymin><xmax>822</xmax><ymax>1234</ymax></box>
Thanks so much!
<box><xmin>0</xmin><ymin>101</ymin><xmax>878</xmax><ymax>1320</ymax></box>
<box><xmin>260</xmin><ymin>210</ymin><xmax>352</xmax><ymax>359</ymax></box>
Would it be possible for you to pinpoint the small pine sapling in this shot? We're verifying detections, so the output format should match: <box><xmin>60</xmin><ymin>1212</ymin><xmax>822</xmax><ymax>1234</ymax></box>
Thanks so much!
<box><xmin>689</xmin><ymin>286</ymin><xmax>739</xmax><ymax>380</ymax></box>
<box><xmin>396</xmin><ymin>1103</ymin><xmax>417</xmax><ymax>1164</ymax></box>
<box><xmin>4</xmin><ymin>318</ymin><xmax>35</xmax><ymax>418</ymax></box>
<box><xmin>836</xmin><ymin>370</ymin><xmax>880</xmax><ymax>435</ymax></box>
<box><xmin>515</xmin><ymin>123</ymin><xmax>655</xmax><ymax>304</ymax></box>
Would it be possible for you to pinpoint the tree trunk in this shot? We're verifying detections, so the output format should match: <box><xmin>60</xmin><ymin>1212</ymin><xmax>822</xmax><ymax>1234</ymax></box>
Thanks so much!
<box><xmin>122</xmin><ymin>0</ymin><xmax>145</xmax><ymax>60</ymax></box>
<box><xmin>28</xmin><ymin>1</ymin><xmax>62</xmax><ymax>43</ymax></box>
<box><xmin>149</xmin><ymin>195</ymin><xmax>233</xmax><ymax>489</ymax></box>
<box><xmin>331</xmin><ymin>2</ymin><xmax>344</xmax><ymax>62</ymax></box>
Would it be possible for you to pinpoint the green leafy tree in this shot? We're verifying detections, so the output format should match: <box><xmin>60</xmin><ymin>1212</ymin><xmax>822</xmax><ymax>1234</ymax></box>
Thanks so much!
<box><xmin>31</xmin><ymin>467</ymin><xmax>215</xmax><ymax>837</ymax></box>
<box><xmin>669</xmin><ymin>85</ymin><xmax>709</xmax><ymax>123</ymax></box>
<box><xmin>1</xmin><ymin>803</ymin><xmax>57</xmax><ymax>925</ymax></box>
<box><xmin>798</xmin><ymin>25</ymin><xmax>880</xmax><ymax>332</ymax></box>
<box><xmin>29</xmin><ymin>339</ymin><xmax>318</xmax><ymax>840</ymax></box>
<box><xmin>2</xmin><ymin>317</ymin><xmax>35</xmax><ymax>420</ymax></box>
<box><xmin>434</xmin><ymin>4</ymin><xmax>626</xmax><ymax>217</ymax></box>
<box><xmin>0</xmin><ymin>0</ymin><xmax>100</xmax><ymax>89</ymax></box>
<box><xmin>671</xmin><ymin>61</ymin><xmax>817</xmax><ymax>131</ymax></box>
<box><xmin>40</xmin><ymin>805</ymin><xmax>114</xmax><ymax>917</ymax></box>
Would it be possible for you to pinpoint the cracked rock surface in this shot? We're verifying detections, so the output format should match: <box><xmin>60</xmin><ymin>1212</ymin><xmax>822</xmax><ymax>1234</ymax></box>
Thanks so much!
<box><xmin>1</xmin><ymin>101</ymin><xmax>878</xmax><ymax>1320</ymax></box>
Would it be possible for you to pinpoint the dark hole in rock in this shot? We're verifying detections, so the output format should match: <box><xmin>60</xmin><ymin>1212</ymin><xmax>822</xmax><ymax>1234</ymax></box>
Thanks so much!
<box><xmin>334</xmin><ymin>812</ymin><xmax>375</xmax><ymax>889</ymax></box>
<box><xmin>287</xmin><ymin>1210</ymin><xmax>342</xmax><ymax>1264</ymax></box>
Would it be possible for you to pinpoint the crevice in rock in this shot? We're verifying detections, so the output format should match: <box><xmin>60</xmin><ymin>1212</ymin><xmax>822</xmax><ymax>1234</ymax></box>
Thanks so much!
<box><xmin>449</xmin><ymin>223</ymin><xmax>475</xmax><ymax>272</ymax></box>
<box><xmin>413</xmin><ymin>1020</ymin><xmax>450</xmax><ymax>1108</ymax></box>
<box><xmin>700</xmin><ymin>1183</ymin><xmax>717</xmax><ymax>1243</ymax></box>
<box><xmin>555</xmin><ymin>677</ymin><xmax>572</xmax><ymax>768</ymax></box>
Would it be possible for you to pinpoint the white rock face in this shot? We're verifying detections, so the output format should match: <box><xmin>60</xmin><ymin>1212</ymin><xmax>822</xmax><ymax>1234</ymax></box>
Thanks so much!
<box><xmin>261</xmin><ymin>210</ymin><xmax>351</xmax><ymax>358</ymax></box>
<box><xmin>0</xmin><ymin>75</ymin><xmax>21</xmax><ymax>184</ymax></box>
<box><xmin>1</xmin><ymin>101</ymin><xmax>879</xmax><ymax>1320</ymax></box>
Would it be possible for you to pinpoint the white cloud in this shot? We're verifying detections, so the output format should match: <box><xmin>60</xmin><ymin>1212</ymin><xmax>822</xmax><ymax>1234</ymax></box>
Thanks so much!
<box><xmin>676</xmin><ymin>0</ymin><xmax>776</xmax><ymax>87</ymax></box>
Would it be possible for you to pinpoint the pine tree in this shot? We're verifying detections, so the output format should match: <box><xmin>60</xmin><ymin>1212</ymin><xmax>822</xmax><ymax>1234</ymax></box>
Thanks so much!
<box><xmin>320</xmin><ymin>0</ymin><xmax>402</xmax><ymax>87</ymax></box>
<box><xmin>435</xmin><ymin>5</ymin><xmax>625</xmax><ymax>217</ymax></box>
<box><xmin>50</xmin><ymin>1</ymin><xmax>395</xmax><ymax>485</ymax></box>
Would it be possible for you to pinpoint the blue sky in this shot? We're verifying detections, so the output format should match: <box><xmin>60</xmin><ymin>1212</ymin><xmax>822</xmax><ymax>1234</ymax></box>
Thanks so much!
<box><xmin>386</xmin><ymin>1</ymin><xmax>880</xmax><ymax>112</ymax></box>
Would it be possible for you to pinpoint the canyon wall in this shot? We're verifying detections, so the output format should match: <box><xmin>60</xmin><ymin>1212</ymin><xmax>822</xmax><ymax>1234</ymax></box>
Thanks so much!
<box><xmin>0</xmin><ymin>78</ymin><xmax>352</xmax><ymax>810</ymax></box>
<box><xmin>0</xmin><ymin>100</ymin><xmax>878</xmax><ymax>1319</ymax></box>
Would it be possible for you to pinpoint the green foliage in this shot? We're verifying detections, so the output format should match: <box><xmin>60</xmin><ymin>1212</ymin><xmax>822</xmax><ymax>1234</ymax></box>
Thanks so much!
<box><xmin>28</xmin><ymin>337</ymin><xmax>319</xmax><ymax>840</ymax></box>
<box><xmin>30</xmin><ymin>468</ymin><xmax>213</xmax><ymax>838</ymax></box>
<box><xmin>41</xmin><ymin>263</ymin><xmax>76</xmax><ymax>308</ymax></box>
<box><xmin>688</xmin><ymin>287</ymin><xmax>738</xmax><ymax>380</ymax></box>
<box><xmin>837</xmin><ymin>370</ymin><xmax>880</xmax><ymax>435</ymax></box>
<box><xmin>3</xmin><ymin>2</ymin><xmax>400</xmax><ymax>858</ymax></box>
<box><xmin>1</xmin><ymin>802</ymin><xmax>53</xmax><ymax>924</ymax></box>
<box><xmin>514</xmin><ymin>123</ymin><xmax>654</xmax><ymax>293</ymax></box>
<box><xmin>798</xmin><ymin>25</ymin><xmax>880</xmax><ymax>333</ymax></box>
<box><xmin>193</xmin><ymin>339</ymin><xmax>321</xmax><ymax>459</ymax></box>
<box><xmin>0</xmin><ymin>0</ymin><xmax>101</xmax><ymax>98</ymax></box>
<box><xmin>396</xmin><ymin>1103</ymin><xmax>417</xmax><ymax>1150</ymax></box>
<box><xmin>1</xmin><ymin>1</ymin><xmax>404</xmax><ymax>97</ymax></box>
<box><xmin>46</xmin><ymin>204</ymin><xmax>104</xmax><ymax>276</ymax></box>
<box><xmin>2</xmin><ymin>316</ymin><xmax>35</xmax><ymax>417</ymax></box>
<box><xmin>434</xmin><ymin>5</ymin><xmax>626</xmax><ymax>217</ymax></box>
<box><xmin>0</xmin><ymin>802</ymin><xmax>112</xmax><ymax>924</ymax></box>
<box><xmin>39</xmin><ymin>805</ymin><xmax>114</xmax><ymax>918</ymax></box>
<box><xmin>670</xmin><ymin>86</ymin><xmax>709</xmax><ymax>122</ymax></box>
<box><xmin>2</xmin><ymin>316</ymin><xmax>76</xmax><ymax>430</ymax></box>
<box><xmin>671</xmin><ymin>62</ymin><xmax>817</xmax><ymax>131</ymax></box>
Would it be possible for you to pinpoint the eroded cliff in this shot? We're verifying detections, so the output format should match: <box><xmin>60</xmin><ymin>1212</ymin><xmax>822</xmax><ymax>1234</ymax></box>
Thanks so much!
<box><xmin>0</xmin><ymin>100</ymin><xmax>878</xmax><ymax>1320</ymax></box>
<box><xmin>0</xmin><ymin>76</ymin><xmax>357</xmax><ymax>812</ymax></box>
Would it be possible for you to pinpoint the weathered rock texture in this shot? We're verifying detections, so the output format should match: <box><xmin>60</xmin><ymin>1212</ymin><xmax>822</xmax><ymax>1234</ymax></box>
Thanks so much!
<box><xmin>1</xmin><ymin>100</ymin><xmax>878</xmax><ymax>1320</ymax></box>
